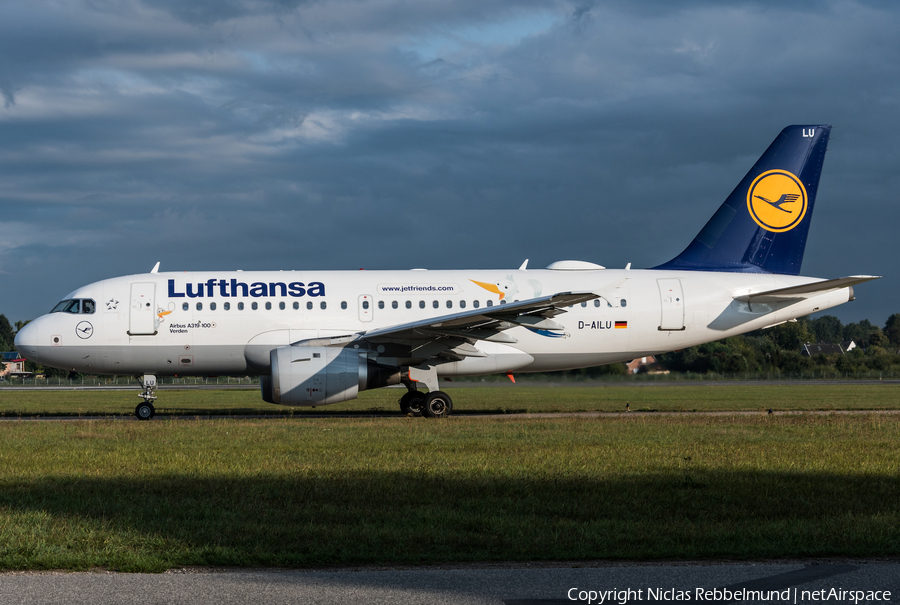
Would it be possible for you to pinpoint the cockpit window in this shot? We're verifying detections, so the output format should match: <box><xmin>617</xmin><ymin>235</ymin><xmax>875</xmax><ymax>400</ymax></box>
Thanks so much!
<box><xmin>50</xmin><ymin>298</ymin><xmax>96</xmax><ymax>314</ymax></box>
<box><xmin>59</xmin><ymin>300</ymin><xmax>81</xmax><ymax>314</ymax></box>
<box><xmin>51</xmin><ymin>300</ymin><xmax>72</xmax><ymax>313</ymax></box>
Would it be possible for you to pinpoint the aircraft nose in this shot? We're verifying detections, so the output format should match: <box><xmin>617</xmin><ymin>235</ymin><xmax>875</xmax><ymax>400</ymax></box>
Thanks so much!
<box><xmin>14</xmin><ymin>320</ymin><xmax>41</xmax><ymax>363</ymax></box>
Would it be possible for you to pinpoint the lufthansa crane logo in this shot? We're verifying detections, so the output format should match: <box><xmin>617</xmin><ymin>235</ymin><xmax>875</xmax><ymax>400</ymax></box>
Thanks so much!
<box><xmin>747</xmin><ymin>170</ymin><xmax>808</xmax><ymax>232</ymax></box>
<box><xmin>75</xmin><ymin>321</ymin><xmax>93</xmax><ymax>339</ymax></box>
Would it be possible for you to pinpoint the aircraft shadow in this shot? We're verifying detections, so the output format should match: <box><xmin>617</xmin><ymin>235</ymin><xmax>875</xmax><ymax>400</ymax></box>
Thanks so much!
<box><xmin>0</xmin><ymin>469</ymin><xmax>898</xmax><ymax>571</ymax></box>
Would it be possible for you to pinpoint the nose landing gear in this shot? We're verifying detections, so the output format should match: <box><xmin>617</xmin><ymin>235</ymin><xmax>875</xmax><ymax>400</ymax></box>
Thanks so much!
<box><xmin>135</xmin><ymin>374</ymin><xmax>157</xmax><ymax>420</ymax></box>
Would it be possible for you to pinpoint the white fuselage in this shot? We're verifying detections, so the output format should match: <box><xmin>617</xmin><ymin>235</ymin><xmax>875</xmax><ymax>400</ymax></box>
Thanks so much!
<box><xmin>15</xmin><ymin>267</ymin><xmax>852</xmax><ymax>378</ymax></box>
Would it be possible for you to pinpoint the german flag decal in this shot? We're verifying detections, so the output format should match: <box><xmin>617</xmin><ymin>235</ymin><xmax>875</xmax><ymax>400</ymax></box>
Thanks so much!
<box><xmin>615</xmin><ymin>321</ymin><xmax>627</xmax><ymax>329</ymax></box>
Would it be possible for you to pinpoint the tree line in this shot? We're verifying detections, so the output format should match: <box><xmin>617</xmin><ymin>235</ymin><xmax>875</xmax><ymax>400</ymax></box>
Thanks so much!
<box><xmin>551</xmin><ymin>313</ymin><xmax>900</xmax><ymax>378</ymax></box>
<box><xmin>0</xmin><ymin>315</ymin><xmax>76</xmax><ymax>378</ymax></box>
<box><xmin>3</xmin><ymin>313</ymin><xmax>900</xmax><ymax>379</ymax></box>
<box><xmin>655</xmin><ymin>313</ymin><xmax>900</xmax><ymax>376</ymax></box>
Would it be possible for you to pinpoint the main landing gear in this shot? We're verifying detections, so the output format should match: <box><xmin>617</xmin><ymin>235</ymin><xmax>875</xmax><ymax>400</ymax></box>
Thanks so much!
<box><xmin>398</xmin><ymin>388</ymin><xmax>453</xmax><ymax>418</ymax></box>
<box><xmin>421</xmin><ymin>391</ymin><xmax>452</xmax><ymax>418</ymax></box>
<box><xmin>135</xmin><ymin>374</ymin><xmax>157</xmax><ymax>420</ymax></box>
<box><xmin>398</xmin><ymin>365</ymin><xmax>453</xmax><ymax>419</ymax></box>
<box><xmin>399</xmin><ymin>389</ymin><xmax>425</xmax><ymax>416</ymax></box>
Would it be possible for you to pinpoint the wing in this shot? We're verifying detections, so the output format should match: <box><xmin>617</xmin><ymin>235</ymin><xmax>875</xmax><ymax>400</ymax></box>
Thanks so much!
<box><xmin>293</xmin><ymin>291</ymin><xmax>598</xmax><ymax>363</ymax></box>
<box><xmin>733</xmin><ymin>275</ymin><xmax>880</xmax><ymax>304</ymax></box>
<box><xmin>363</xmin><ymin>291</ymin><xmax>597</xmax><ymax>360</ymax></box>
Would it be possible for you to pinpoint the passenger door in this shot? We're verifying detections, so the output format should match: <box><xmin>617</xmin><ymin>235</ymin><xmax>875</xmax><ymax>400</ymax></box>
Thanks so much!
<box><xmin>657</xmin><ymin>278</ymin><xmax>685</xmax><ymax>331</ymax></box>
<box><xmin>129</xmin><ymin>282</ymin><xmax>157</xmax><ymax>335</ymax></box>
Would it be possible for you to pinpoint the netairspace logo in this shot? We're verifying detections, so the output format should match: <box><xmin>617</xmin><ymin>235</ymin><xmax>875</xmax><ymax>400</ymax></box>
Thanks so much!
<box><xmin>566</xmin><ymin>587</ymin><xmax>892</xmax><ymax>604</ymax></box>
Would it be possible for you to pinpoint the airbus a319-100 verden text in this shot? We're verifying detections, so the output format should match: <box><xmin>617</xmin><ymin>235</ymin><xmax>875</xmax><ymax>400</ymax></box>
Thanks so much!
<box><xmin>15</xmin><ymin>125</ymin><xmax>879</xmax><ymax>419</ymax></box>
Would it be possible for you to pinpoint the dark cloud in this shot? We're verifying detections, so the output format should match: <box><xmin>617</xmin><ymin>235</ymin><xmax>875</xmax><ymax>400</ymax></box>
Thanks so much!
<box><xmin>0</xmin><ymin>0</ymin><xmax>898</xmax><ymax>327</ymax></box>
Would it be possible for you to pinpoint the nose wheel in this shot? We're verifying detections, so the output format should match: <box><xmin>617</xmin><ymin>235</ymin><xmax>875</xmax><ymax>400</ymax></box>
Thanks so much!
<box><xmin>135</xmin><ymin>401</ymin><xmax>156</xmax><ymax>420</ymax></box>
<box><xmin>135</xmin><ymin>374</ymin><xmax>157</xmax><ymax>420</ymax></box>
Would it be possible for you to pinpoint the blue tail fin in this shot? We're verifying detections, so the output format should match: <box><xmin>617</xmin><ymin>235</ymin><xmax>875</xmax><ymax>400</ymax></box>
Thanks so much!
<box><xmin>653</xmin><ymin>125</ymin><xmax>831</xmax><ymax>275</ymax></box>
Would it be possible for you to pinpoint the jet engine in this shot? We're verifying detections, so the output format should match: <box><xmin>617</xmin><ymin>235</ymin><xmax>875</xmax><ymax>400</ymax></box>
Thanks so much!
<box><xmin>261</xmin><ymin>346</ymin><xmax>400</xmax><ymax>406</ymax></box>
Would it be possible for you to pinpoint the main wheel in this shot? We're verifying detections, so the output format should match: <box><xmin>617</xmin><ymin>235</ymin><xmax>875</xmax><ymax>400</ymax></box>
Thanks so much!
<box><xmin>399</xmin><ymin>391</ymin><xmax>425</xmax><ymax>416</ymax></box>
<box><xmin>421</xmin><ymin>391</ymin><xmax>453</xmax><ymax>418</ymax></box>
<box><xmin>135</xmin><ymin>402</ymin><xmax>155</xmax><ymax>420</ymax></box>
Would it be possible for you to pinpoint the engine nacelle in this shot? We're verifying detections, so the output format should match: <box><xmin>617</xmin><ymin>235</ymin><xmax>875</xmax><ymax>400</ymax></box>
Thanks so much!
<box><xmin>266</xmin><ymin>346</ymin><xmax>400</xmax><ymax>406</ymax></box>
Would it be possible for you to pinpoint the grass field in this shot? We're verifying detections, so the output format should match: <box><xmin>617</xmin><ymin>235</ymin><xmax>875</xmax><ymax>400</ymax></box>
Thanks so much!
<box><xmin>0</xmin><ymin>385</ymin><xmax>898</xmax><ymax>571</ymax></box>
<box><xmin>1</xmin><ymin>383</ymin><xmax>899</xmax><ymax>417</ymax></box>
<box><xmin>0</xmin><ymin>410</ymin><xmax>898</xmax><ymax>571</ymax></box>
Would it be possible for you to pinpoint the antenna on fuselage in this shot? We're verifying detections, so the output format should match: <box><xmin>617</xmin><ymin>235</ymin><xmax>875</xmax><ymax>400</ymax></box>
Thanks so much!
<box><xmin>151</xmin><ymin>262</ymin><xmax>160</xmax><ymax>274</ymax></box>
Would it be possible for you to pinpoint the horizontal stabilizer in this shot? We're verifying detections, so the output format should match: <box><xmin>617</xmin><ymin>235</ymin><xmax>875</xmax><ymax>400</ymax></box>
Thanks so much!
<box><xmin>733</xmin><ymin>276</ymin><xmax>881</xmax><ymax>303</ymax></box>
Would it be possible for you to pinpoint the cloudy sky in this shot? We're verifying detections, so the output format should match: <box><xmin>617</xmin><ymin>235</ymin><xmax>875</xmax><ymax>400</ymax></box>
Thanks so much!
<box><xmin>1</xmin><ymin>0</ymin><xmax>897</xmax><ymax>326</ymax></box>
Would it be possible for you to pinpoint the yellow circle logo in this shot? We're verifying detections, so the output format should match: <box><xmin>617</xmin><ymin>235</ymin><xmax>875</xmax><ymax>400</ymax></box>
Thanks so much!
<box><xmin>746</xmin><ymin>170</ymin><xmax>808</xmax><ymax>232</ymax></box>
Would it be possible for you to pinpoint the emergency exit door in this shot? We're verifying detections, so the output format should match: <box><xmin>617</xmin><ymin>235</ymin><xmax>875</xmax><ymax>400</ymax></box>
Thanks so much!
<box><xmin>657</xmin><ymin>278</ymin><xmax>685</xmax><ymax>331</ymax></box>
<box><xmin>358</xmin><ymin>294</ymin><xmax>374</xmax><ymax>322</ymax></box>
<box><xmin>129</xmin><ymin>282</ymin><xmax>157</xmax><ymax>335</ymax></box>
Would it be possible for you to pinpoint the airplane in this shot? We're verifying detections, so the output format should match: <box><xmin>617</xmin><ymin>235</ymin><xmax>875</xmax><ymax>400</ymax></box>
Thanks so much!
<box><xmin>14</xmin><ymin>125</ymin><xmax>879</xmax><ymax>420</ymax></box>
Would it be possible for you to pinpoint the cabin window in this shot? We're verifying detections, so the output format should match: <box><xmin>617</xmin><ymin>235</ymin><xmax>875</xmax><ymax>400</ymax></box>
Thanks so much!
<box><xmin>460</xmin><ymin>300</ymin><xmax>466</xmax><ymax>309</ymax></box>
<box><xmin>307</xmin><ymin>301</ymin><xmax>313</xmax><ymax>310</ymax></box>
<box><xmin>238</xmin><ymin>302</ymin><xmax>244</xmax><ymax>311</ymax></box>
<box><xmin>621</xmin><ymin>299</ymin><xmax>627</xmax><ymax>307</ymax></box>
<box><xmin>320</xmin><ymin>301</ymin><xmax>327</xmax><ymax>310</ymax></box>
<box><xmin>392</xmin><ymin>301</ymin><xmax>398</xmax><ymax>309</ymax></box>
<box><xmin>500</xmin><ymin>300</ymin><xmax>506</xmax><ymax>305</ymax></box>
<box><xmin>473</xmin><ymin>300</ymin><xmax>480</xmax><ymax>308</ymax></box>
<box><xmin>196</xmin><ymin>302</ymin><xmax>203</xmax><ymax>311</ymax></box>
<box><xmin>224</xmin><ymin>302</ymin><xmax>230</xmax><ymax>311</ymax></box>
<box><xmin>279</xmin><ymin>301</ymin><xmax>285</xmax><ymax>310</ymax></box>
<box><xmin>210</xmin><ymin>302</ymin><xmax>217</xmax><ymax>311</ymax></box>
<box><xmin>433</xmin><ymin>300</ymin><xmax>439</xmax><ymax>309</ymax></box>
<box><xmin>182</xmin><ymin>302</ymin><xmax>189</xmax><ymax>311</ymax></box>
<box><xmin>378</xmin><ymin>301</ymin><xmax>384</xmax><ymax>309</ymax></box>
<box><xmin>293</xmin><ymin>302</ymin><xmax>299</xmax><ymax>310</ymax></box>
<box><xmin>341</xmin><ymin>301</ymin><xmax>348</xmax><ymax>310</ymax></box>
<box><xmin>419</xmin><ymin>300</ymin><xmax>425</xmax><ymax>309</ymax></box>
<box><xmin>594</xmin><ymin>300</ymin><xmax>601</xmax><ymax>307</ymax></box>
<box><xmin>265</xmin><ymin>302</ymin><xmax>272</xmax><ymax>310</ymax></box>
<box><xmin>362</xmin><ymin>301</ymin><xmax>369</xmax><ymax>310</ymax></box>
<box><xmin>252</xmin><ymin>302</ymin><xmax>258</xmax><ymax>311</ymax></box>
<box><xmin>581</xmin><ymin>301</ymin><xmax>587</xmax><ymax>308</ymax></box>
<box><xmin>446</xmin><ymin>300</ymin><xmax>452</xmax><ymax>309</ymax></box>
<box><xmin>405</xmin><ymin>301</ymin><xmax>411</xmax><ymax>309</ymax></box>
<box><xmin>487</xmin><ymin>300</ymin><xmax>493</xmax><ymax>307</ymax></box>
